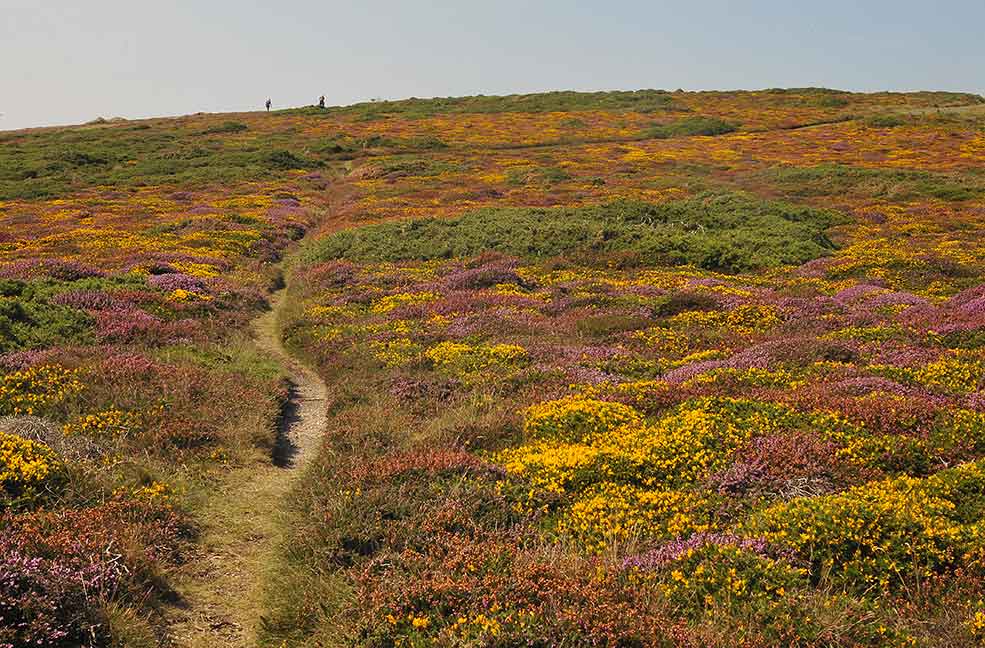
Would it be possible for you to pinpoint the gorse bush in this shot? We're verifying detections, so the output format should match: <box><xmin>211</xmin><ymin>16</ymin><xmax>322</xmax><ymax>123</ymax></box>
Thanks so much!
<box><xmin>306</xmin><ymin>192</ymin><xmax>843</xmax><ymax>273</ymax></box>
<box><xmin>749</xmin><ymin>460</ymin><xmax>985</xmax><ymax>592</ymax></box>
<box><xmin>0</xmin><ymin>431</ymin><xmax>65</xmax><ymax>507</ymax></box>
<box><xmin>0</xmin><ymin>366</ymin><xmax>84</xmax><ymax>417</ymax></box>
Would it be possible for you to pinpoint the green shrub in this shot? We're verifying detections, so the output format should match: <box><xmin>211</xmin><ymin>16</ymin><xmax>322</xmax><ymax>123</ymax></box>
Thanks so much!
<box><xmin>371</xmin><ymin>157</ymin><xmax>462</xmax><ymax>178</ymax></box>
<box><xmin>0</xmin><ymin>281</ymin><xmax>94</xmax><ymax>352</ymax></box>
<box><xmin>332</xmin><ymin>89</ymin><xmax>679</xmax><ymax>120</ymax></box>
<box><xmin>505</xmin><ymin>165</ymin><xmax>572</xmax><ymax>186</ymax></box>
<box><xmin>768</xmin><ymin>164</ymin><xmax>985</xmax><ymax>202</ymax></box>
<box><xmin>643</xmin><ymin>116</ymin><xmax>738</xmax><ymax>139</ymax></box>
<box><xmin>575</xmin><ymin>313</ymin><xmax>650</xmax><ymax>337</ymax></box>
<box><xmin>305</xmin><ymin>192</ymin><xmax>844</xmax><ymax>273</ymax></box>
<box><xmin>863</xmin><ymin>114</ymin><xmax>905</xmax><ymax>128</ymax></box>
<box><xmin>265</xmin><ymin>150</ymin><xmax>320</xmax><ymax>170</ymax></box>
<box><xmin>201</xmin><ymin>121</ymin><xmax>248</xmax><ymax>135</ymax></box>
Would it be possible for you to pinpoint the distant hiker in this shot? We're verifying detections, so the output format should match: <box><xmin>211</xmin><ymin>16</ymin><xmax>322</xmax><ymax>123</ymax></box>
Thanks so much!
<box><xmin>265</xmin><ymin>98</ymin><xmax>272</xmax><ymax>112</ymax></box>
<box><xmin>318</xmin><ymin>95</ymin><xmax>326</xmax><ymax>109</ymax></box>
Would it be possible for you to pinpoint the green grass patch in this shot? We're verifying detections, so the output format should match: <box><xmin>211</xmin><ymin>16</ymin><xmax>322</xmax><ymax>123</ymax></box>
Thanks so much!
<box><xmin>0</xmin><ymin>123</ymin><xmax>328</xmax><ymax>200</ymax></box>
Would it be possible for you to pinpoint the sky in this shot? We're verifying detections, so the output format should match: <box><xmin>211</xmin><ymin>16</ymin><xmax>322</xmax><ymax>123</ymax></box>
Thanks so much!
<box><xmin>2</xmin><ymin>0</ymin><xmax>984</xmax><ymax>131</ymax></box>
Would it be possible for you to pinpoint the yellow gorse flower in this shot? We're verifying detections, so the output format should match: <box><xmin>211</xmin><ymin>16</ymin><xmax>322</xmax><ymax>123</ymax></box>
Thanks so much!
<box><xmin>0</xmin><ymin>365</ymin><xmax>84</xmax><ymax>417</ymax></box>
<box><xmin>0</xmin><ymin>430</ymin><xmax>64</xmax><ymax>502</ymax></box>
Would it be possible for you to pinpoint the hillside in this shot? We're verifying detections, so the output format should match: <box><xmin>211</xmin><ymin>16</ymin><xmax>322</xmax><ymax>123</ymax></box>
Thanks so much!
<box><xmin>2</xmin><ymin>88</ymin><xmax>985</xmax><ymax>647</ymax></box>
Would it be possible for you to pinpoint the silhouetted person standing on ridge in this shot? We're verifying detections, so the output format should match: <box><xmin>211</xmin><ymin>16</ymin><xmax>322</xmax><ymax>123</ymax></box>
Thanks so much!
<box><xmin>318</xmin><ymin>95</ymin><xmax>325</xmax><ymax>109</ymax></box>
<box><xmin>265</xmin><ymin>98</ymin><xmax>272</xmax><ymax>112</ymax></box>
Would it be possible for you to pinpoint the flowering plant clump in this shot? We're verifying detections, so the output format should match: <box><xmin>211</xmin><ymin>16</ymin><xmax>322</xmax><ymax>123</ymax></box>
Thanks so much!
<box><xmin>424</xmin><ymin>341</ymin><xmax>528</xmax><ymax>377</ymax></box>
<box><xmin>671</xmin><ymin>304</ymin><xmax>782</xmax><ymax>335</ymax></box>
<box><xmin>749</xmin><ymin>459</ymin><xmax>985</xmax><ymax>591</ymax></box>
<box><xmin>496</xmin><ymin>398</ymin><xmax>807</xmax><ymax>548</ymax></box>
<box><xmin>0</xmin><ymin>366</ymin><xmax>84</xmax><ymax>416</ymax></box>
<box><xmin>167</xmin><ymin>288</ymin><xmax>213</xmax><ymax>302</ymax></box>
<box><xmin>0</xmin><ymin>431</ymin><xmax>65</xmax><ymax>507</ymax></box>
<box><xmin>62</xmin><ymin>408</ymin><xmax>142</xmax><ymax>439</ymax></box>
<box><xmin>371</xmin><ymin>290</ymin><xmax>439</xmax><ymax>313</ymax></box>
<box><xmin>561</xmin><ymin>483</ymin><xmax>711</xmax><ymax>550</ymax></box>
<box><xmin>370</xmin><ymin>337</ymin><xmax>423</xmax><ymax>367</ymax></box>
<box><xmin>628</xmin><ymin>540</ymin><xmax>806</xmax><ymax>617</ymax></box>
<box><xmin>522</xmin><ymin>396</ymin><xmax>642</xmax><ymax>442</ymax></box>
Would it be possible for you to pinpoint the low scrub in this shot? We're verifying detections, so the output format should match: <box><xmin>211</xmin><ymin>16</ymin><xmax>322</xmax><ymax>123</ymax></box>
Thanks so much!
<box><xmin>305</xmin><ymin>192</ymin><xmax>843</xmax><ymax>273</ymax></box>
<box><xmin>643</xmin><ymin>116</ymin><xmax>738</xmax><ymax>139</ymax></box>
<box><xmin>768</xmin><ymin>163</ymin><xmax>985</xmax><ymax>202</ymax></box>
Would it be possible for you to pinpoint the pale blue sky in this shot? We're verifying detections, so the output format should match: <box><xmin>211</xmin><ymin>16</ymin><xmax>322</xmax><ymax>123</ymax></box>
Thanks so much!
<box><xmin>3</xmin><ymin>1</ymin><xmax>983</xmax><ymax>131</ymax></box>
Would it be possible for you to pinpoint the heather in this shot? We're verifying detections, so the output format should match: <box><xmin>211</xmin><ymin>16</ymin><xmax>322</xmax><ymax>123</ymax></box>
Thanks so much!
<box><xmin>263</xmin><ymin>90</ymin><xmax>983</xmax><ymax>647</ymax></box>
<box><xmin>267</xmin><ymin>245</ymin><xmax>985</xmax><ymax>645</ymax></box>
<box><xmin>0</xmin><ymin>127</ymin><xmax>315</xmax><ymax>643</ymax></box>
<box><xmin>2</xmin><ymin>88</ymin><xmax>985</xmax><ymax>646</ymax></box>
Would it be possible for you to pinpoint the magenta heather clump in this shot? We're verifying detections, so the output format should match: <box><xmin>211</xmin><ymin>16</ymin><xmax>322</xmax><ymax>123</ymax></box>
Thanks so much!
<box><xmin>833</xmin><ymin>283</ymin><xmax>886</xmax><ymax>305</ymax></box>
<box><xmin>967</xmin><ymin>391</ymin><xmax>985</xmax><ymax>412</ymax></box>
<box><xmin>0</xmin><ymin>546</ymin><xmax>124</xmax><ymax>648</ymax></box>
<box><xmin>709</xmin><ymin>432</ymin><xmax>844</xmax><ymax>496</ymax></box>
<box><xmin>95</xmin><ymin>306</ymin><xmax>163</xmax><ymax>342</ymax></box>
<box><xmin>51</xmin><ymin>289</ymin><xmax>116</xmax><ymax>311</ymax></box>
<box><xmin>949</xmin><ymin>284</ymin><xmax>985</xmax><ymax>307</ymax></box>
<box><xmin>0</xmin><ymin>349</ymin><xmax>56</xmax><ymax>371</ymax></box>
<box><xmin>99</xmin><ymin>352</ymin><xmax>162</xmax><ymax>380</ymax></box>
<box><xmin>147</xmin><ymin>273</ymin><xmax>206</xmax><ymax>293</ymax></box>
<box><xmin>0</xmin><ymin>259</ymin><xmax>105</xmax><ymax>282</ymax></box>
<box><xmin>622</xmin><ymin>533</ymin><xmax>786</xmax><ymax>572</ymax></box>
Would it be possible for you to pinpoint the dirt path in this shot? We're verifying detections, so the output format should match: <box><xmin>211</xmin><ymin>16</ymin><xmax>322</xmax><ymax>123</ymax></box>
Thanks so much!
<box><xmin>164</xmin><ymin>288</ymin><xmax>326</xmax><ymax>648</ymax></box>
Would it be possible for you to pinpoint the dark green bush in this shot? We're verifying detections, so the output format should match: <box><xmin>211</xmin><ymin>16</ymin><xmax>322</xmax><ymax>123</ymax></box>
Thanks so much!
<box><xmin>863</xmin><ymin>114</ymin><xmax>905</xmax><ymax>128</ymax></box>
<box><xmin>201</xmin><ymin>121</ymin><xmax>248</xmax><ymax>135</ymax></box>
<box><xmin>0</xmin><ymin>281</ymin><xmax>94</xmax><ymax>352</ymax></box>
<box><xmin>575</xmin><ymin>314</ymin><xmax>651</xmax><ymax>337</ymax></box>
<box><xmin>372</xmin><ymin>157</ymin><xmax>463</xmax><ymax>178</ymax></box>
<box><xmin>506</xmin><ymin>165</ymin><xmax>572</xmax><ymax>185</ymax></box>
<box><xmin>265</xmin><ymin>150</ymin><xmax>320</xmax><ymax>170</ymax></box>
